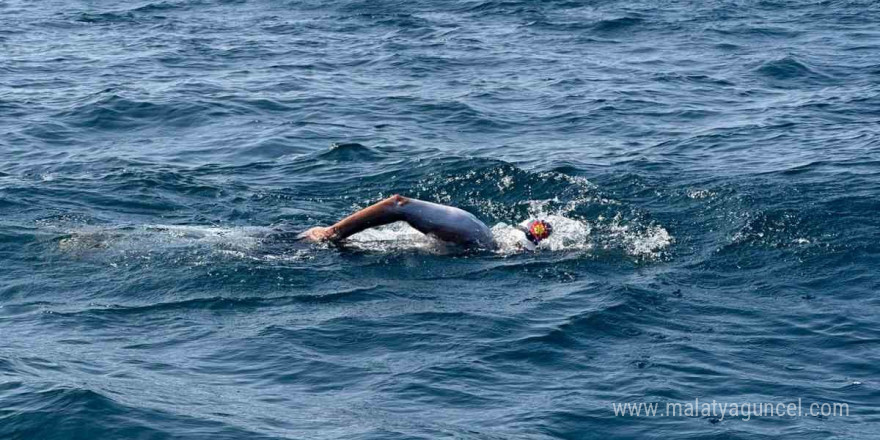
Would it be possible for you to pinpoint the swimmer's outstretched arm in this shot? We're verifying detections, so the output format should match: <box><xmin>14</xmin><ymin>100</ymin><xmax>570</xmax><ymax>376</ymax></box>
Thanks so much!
<box><xmin>301</xmin><ymin>195</ymin><xmax>409</xmax><ymax>242</ymax></box>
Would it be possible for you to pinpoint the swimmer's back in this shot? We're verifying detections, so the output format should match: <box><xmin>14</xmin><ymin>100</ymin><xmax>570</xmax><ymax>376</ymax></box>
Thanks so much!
<box><xmin>396</xmin><ymin>198</ymin><xmax>494</xmax><ymax>249</ymax></box>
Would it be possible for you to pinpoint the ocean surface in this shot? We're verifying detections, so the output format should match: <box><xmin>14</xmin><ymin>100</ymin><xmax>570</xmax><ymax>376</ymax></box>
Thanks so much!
<box><xmin>2</xmin><ymin>0</ymin><xmax>879</xmax><ymax>438</ymax></box>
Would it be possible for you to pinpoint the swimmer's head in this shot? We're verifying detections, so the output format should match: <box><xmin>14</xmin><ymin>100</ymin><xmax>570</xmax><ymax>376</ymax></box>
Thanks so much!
<box><xmin>522</xmin><ymin>219</ymin><xmax>553</xmax><ymax>246</ymax></box>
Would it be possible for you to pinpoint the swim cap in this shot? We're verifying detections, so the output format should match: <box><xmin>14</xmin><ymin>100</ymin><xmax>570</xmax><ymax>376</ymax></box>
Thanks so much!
<box><xmin>525</xmin><ymin>219</ymin><xmax>553</xmax><ymax>245</ymax></box>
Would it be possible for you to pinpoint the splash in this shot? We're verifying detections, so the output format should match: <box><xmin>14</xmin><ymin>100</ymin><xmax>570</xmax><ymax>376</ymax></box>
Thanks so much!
<box><xmin>605</xmin><ymin>220</ymin><xmax>674</xmax><ymax>259</ymax></box>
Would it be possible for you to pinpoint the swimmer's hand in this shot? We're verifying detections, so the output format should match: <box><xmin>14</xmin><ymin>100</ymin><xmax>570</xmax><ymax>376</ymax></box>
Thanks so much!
<box><xmin>300</xmin><ymin>226</ymin><xmax>335</xmax><ymax>242</ymax></box>
<box><xmin>300</xmin><ymin>195</ymin><xmax>408</xmax><ymax>244</ymax></box>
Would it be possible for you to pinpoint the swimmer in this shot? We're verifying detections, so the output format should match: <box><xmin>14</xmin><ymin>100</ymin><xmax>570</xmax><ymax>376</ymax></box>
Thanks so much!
<box><xmin>301</xmin><ymin>194</ymin><xmax>552</xmax><ymax>251</ymax></box>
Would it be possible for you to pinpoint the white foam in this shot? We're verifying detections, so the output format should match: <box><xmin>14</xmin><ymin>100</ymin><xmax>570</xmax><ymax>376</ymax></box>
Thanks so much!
<box><xmin>604</xmin><ymin>215</ymin><xmax>674</xmax><ymax>259</ymax></box>
<box><xmin>491</xmin><ymin>215</ymin><xmax>592</xmax><ymax>255</ymax></box>
<box><xmin>687</xmin><ymin>189</ymin><xmax>715</xmax><ymax>199</ymax></box>
<box><xmin>344</xmin><ymin>222</ymin><xmax>452</xmax><ymax>254</ymax></box>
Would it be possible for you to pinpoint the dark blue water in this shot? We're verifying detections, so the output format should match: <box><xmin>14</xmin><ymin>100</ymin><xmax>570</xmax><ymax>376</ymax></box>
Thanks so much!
<box><xmin>2</xmin><ymin>0</ymin><xmax>879</xmax><ymax>438</ymax></box>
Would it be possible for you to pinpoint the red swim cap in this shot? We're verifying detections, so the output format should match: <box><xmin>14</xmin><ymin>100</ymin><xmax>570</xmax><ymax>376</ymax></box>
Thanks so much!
<box><xmin>527</xmin><ymin>220</ymin><xmax>553</xmax><ymax>243</ymax></box>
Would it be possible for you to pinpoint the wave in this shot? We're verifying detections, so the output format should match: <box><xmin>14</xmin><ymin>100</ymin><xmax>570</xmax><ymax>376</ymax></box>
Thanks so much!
<box><xmin>52</xmin><ymin>287</ymin><xmax>383</xmax><ymax>320</ymax></box>
<box><xmin>129</xmin><ymin>1</ymin><xmax>188</xmax><ymax>14</ymax></box>
<box><xmin>317</xmin><ymin>142</ymin><xmax>383</xmax><ymax>162</ymax></box>
<box><xmin>754</xmin><ymin>55</ymin><xmax>833</xmax><ymax>83</ymax></box>
<box><xmin>0</xmin><ymin>386</ymin><xmax>272</xmax><ymax>439</ymax></box>
<box><xmin>70</xmin><ymin>1</ymin><xmax>190</xmax><ymax>24</ymax></box>
<box><xmin>591</xmin><ymin>16</ymin><xmax>645</xmax><ymax>34</ymax></box>
<box><xmin>57</xmin><ymin>92</ymin><xmax>210</xmax><ymax>131</ymax></box>
<box><xmin>74</xmin><ymin>12</ymin><xmax>137</xmax><ymax>24</ymax></box>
